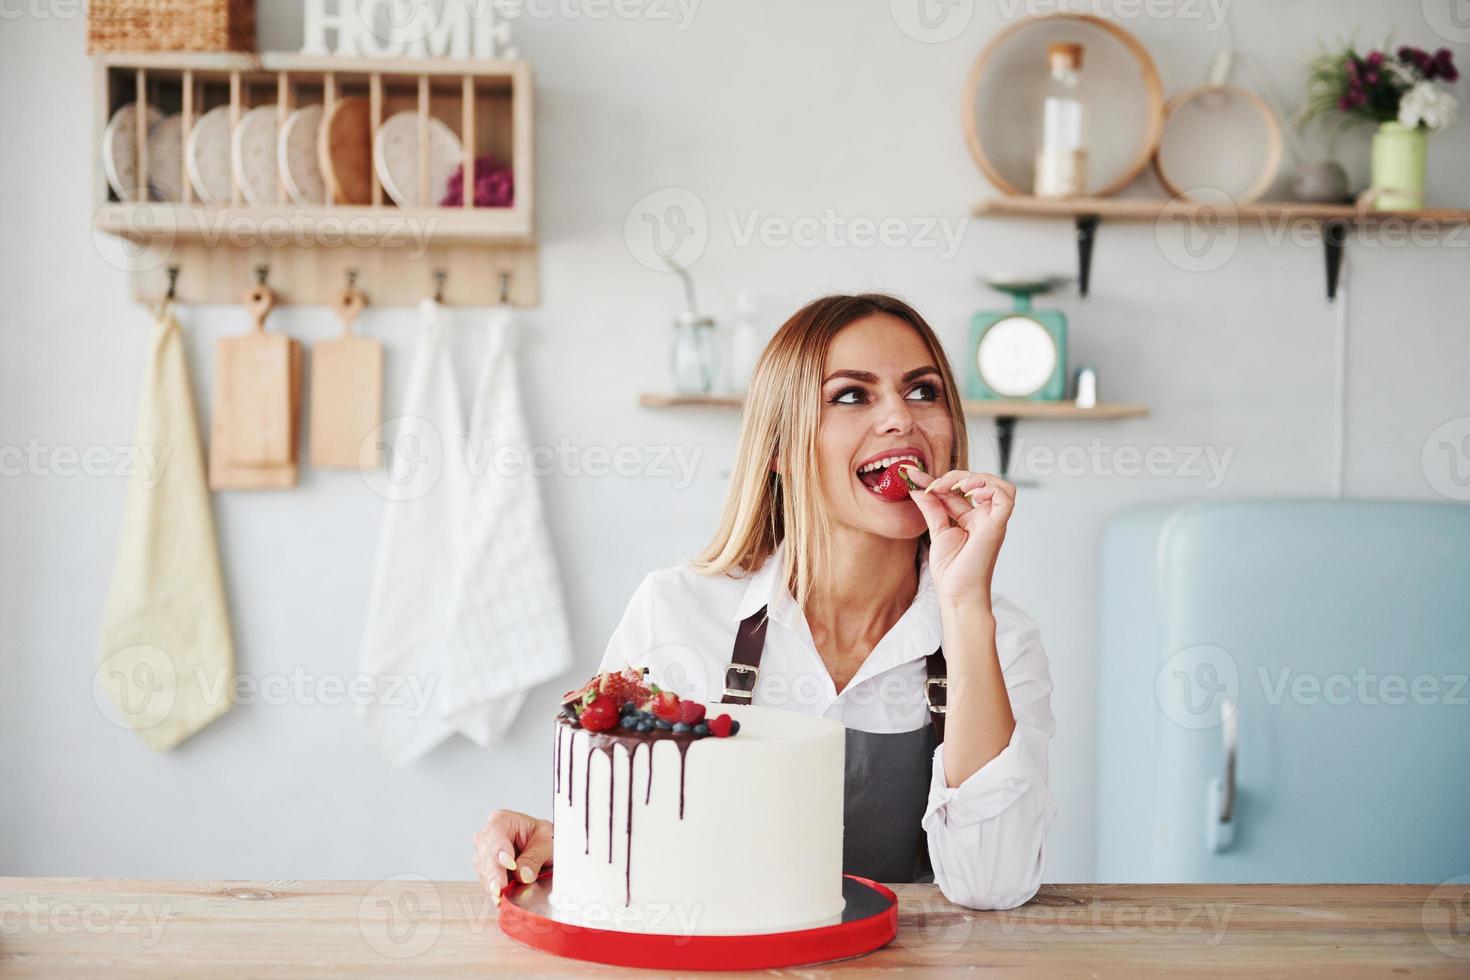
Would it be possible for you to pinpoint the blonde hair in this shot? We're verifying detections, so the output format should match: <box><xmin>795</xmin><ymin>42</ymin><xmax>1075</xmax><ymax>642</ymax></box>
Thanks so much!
<box><xmin>693</xmin><ymin>294</ymin><xmax>968</xmax><ymax>607</ymax></box>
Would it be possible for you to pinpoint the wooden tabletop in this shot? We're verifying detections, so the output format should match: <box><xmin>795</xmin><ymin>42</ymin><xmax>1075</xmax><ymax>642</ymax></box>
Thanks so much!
<box><xmin>2</xmin><ymin>878</ymin><xmax>1465</xmax><ymax>977</ymax></box>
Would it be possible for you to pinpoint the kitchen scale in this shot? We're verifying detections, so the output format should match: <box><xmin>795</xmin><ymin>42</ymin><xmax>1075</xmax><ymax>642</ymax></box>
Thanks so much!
<box><xmin>498</xmin><ymin>870</ymin><xmax>897</xmax><ymax>970</ymax></box>
<box><xmin>968</xmin><ymin>274</ymin><xmax>1072</xmax><ymax>480</ymax></box>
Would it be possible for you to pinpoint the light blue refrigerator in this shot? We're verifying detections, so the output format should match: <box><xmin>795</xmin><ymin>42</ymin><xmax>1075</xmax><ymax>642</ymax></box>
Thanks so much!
<box><xmin>1097</xmin><ymin>500</ymin><xmax>1470</xmax><ymax>883</ymax></box>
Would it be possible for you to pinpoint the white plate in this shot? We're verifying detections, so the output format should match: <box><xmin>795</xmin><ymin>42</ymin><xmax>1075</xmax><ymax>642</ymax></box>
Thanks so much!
<box><xmin>102</xmin><ymin>103</ymin><xmax>163</xmax><ymax>201</ymax></box>
<box><xmin>187</xmin><ymin>105</ymin><xmax>235</xmax><ymax>205</ymax></box>
<box><xmin>146</xmin><ymin>115</ymin><xmax>186</xmax><ymax>202</ymax></box>
<box><xmin>278</xmin><ymin>104</ymin><xmax>327</xmax><ymax>206</ymax></box>
<box><xmin>373</xmin><ymin>111</ymin><xmax>463</xmax><ymax>207</ymax></box>
<box><xmin>233</xmin><ymin>105</ymin><xmax>280</xmax><ymax>206</ymax></box>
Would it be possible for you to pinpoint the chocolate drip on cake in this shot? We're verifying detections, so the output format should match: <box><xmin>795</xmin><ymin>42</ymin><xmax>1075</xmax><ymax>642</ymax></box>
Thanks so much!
<box><xmin>557</xmin><ymin>719</ymin><xmax>705</xmax><ymax>912</ymax></box>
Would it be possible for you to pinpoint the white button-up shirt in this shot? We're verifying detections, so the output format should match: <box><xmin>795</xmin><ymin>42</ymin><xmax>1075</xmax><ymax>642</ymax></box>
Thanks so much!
<box><xmin>598</xmin><ymin>544</ymin><xmax>1057</xmax><ymax>910</ymax></box>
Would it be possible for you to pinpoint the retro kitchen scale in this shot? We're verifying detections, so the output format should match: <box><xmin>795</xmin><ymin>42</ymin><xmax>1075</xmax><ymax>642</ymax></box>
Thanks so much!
<box><xmin>968</xmin><ymin>274</ymin><xmax>1072</xmax><ymax>479</ymax></box>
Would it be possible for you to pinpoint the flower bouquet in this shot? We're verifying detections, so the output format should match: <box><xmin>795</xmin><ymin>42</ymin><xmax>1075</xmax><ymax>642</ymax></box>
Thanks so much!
<box><xmin>1303</xmin><ymin>44</ymin><xmax>1460</xmax><ymax>209</ymax></box>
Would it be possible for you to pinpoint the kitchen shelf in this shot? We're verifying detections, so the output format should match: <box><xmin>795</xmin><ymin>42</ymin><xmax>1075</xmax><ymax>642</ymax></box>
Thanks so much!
<box><xmin>973</xmin><ymin>195</ymin><xmax>1470</xmax><ymax>300</ymax></box>
<box><xmin>639</xmin><ymin>393</ymin><xmax>1150</xmax><ymax>476</ymax></box>
<box><xmin>92</xmin><ymin>51</ymin><xmax>538</xmax><ymax>306</ymax></box>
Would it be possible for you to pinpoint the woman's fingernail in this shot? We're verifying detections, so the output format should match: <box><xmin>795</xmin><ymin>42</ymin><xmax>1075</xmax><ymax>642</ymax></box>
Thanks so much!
<box><xmin>951</xmin><ymin>482</ymin><xmax>966</xmax><ymax>492</ymax></box>
<box><xmin>498</xmin><ymin>850</ymin><xmax>517</xmax><ymax>871</ymax></box>
<box><xmin>518</xmin><ymin>865</ymin><xmax>535</xmax><ymax>884</ymax></box>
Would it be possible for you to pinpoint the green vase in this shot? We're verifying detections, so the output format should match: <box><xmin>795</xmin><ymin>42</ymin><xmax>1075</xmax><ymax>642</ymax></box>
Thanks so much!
<box><xmin>1370</xmin><ymin>121</ymin><xmax>1427</xmax><ymax>211</ymax></box>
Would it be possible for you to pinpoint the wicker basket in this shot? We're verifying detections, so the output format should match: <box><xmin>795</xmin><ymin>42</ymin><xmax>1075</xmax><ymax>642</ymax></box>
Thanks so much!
<box><xmin>88</xmin><ymin>0</ymin><xmax>256</xmax><ymax>53</ymax></box>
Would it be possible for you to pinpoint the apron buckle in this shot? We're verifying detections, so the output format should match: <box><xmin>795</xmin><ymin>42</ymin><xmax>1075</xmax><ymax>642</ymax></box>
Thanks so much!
<box><xmin>925</xmin><ymin>676</ymin><xmax>947</xmax><ymax>713</ymax></box>
<box><xmin>723</xmin><ymin>663</ymin><xmax>758</xmax><ymax>701</ymax></box>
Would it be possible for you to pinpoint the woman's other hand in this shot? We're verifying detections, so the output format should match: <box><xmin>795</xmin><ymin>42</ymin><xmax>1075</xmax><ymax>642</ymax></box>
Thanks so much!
<box><xmin>473</xmin><ymin>809</ymin><xmax>553</xmax><ymax>904</ymax></box>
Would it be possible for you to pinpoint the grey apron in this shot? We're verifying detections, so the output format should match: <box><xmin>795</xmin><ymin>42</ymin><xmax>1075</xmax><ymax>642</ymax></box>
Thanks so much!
<box><xmin>721</xmin><ymin>606</ymin><xmax>947</xmax><ymax>883</ymax></box>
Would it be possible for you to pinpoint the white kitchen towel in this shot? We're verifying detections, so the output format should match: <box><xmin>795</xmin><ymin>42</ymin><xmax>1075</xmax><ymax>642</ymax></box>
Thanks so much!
<box><xmin>99</xmin><ymin>309</ymin><xmax>235</xmax><ymax>751</ymax></box>
<box><xmin>359</xmin><ymin>302</ymin><xmax>572</xmax><ymax>764</ymax></box>
<box><xmin>440</xmin><ymin>306</ymin><xmax>573</xmax><ymax>744</ymax></box>
<box><xmin>358</xmin><ymin>300</ymin><xmax>470</xmax><ymax>766</ymax></box>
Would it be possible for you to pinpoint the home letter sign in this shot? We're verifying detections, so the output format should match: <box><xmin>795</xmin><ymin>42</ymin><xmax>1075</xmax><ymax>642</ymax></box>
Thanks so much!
<box><xmin>302</xmin><ymin>0</ymin><xmax>518</xmax><ymax>58</ymax></box>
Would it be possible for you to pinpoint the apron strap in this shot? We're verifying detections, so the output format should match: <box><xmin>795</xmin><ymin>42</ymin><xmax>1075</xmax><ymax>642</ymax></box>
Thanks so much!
<box><xmin>720</xmin><ymin>604</ymin><xmax>948</xmax><ymax>742</ymax></box>
<box><xmin>720</xmin><ymin>608</ymin><xmax>768</xmax><ymax>704</ymax></box>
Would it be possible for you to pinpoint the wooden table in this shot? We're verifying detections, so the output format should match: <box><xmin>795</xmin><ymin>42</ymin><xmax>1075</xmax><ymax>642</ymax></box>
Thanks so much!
<box><xmin>2</xmin><ymin>878</ymin><xmax>1465</xmax><ymax>977</ymax></box>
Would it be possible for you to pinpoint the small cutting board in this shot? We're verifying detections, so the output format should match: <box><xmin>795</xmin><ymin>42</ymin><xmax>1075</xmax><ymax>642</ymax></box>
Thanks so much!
<box><xmin>310</xmin><ymin>285</ymin><xmax>382</xmax><ymax>469</ymax></box>
<box><xmin>210</xmin><ymin>283</ymin><xmax>302</xmax><ymax>490</ymax></box>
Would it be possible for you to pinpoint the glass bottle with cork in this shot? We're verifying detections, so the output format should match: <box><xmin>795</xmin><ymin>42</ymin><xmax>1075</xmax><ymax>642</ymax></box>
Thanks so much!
<box><xmin>1035</xmin><ymin>42</ymin><xmax>1087</xmax><ymax>198</ymax></box>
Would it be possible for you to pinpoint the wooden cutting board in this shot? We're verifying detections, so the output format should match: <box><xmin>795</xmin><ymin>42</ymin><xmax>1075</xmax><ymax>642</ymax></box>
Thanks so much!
<box><xmin>309</xmin><ymin>285</ymin><xmax>382</xmax><ymax>469</ymax></box>
<box><xmin>318</xmin><ymin>96</ymin><xmax>373</xmax><ymax>205</ymax></box>
<box><xmin>209</xmin><ymin>283</ymin><xmax>302</xmax><ymax>490</ymax></box>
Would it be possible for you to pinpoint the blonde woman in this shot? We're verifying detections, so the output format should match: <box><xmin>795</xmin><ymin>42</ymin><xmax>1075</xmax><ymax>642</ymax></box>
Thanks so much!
<box><xmin>475</xmin><ymin>293</ymin><xmax>1055</xmax><ymax>910</ymax></box>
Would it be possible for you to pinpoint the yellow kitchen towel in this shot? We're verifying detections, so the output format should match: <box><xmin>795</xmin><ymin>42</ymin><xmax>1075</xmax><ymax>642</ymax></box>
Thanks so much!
<box><xmin>99</xmin><ymin>310</ymin><xmax>235</xmax><ymax>751</ymax></box>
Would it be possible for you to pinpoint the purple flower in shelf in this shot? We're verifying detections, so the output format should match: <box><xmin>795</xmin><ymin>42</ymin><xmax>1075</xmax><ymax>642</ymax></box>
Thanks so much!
<box><xmin>441</xmin><ymin>154</ymin><xmax>515</xmax><ymax>208</ymax></box>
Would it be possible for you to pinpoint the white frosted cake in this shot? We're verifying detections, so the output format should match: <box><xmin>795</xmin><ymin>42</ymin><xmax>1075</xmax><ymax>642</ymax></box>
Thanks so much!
<box><xmin>550</xmin><ymin>675</ymin><xmax>845</xmax><ymax>936</ymax></box>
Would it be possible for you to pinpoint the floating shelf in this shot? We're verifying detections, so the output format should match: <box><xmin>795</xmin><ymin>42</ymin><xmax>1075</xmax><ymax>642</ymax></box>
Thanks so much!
<box><xmin>92</xmin><ymin>51</ymin><xmax>538</xmax><ymax>306</ymax></box>
<box><xmin>973</xmin><ymin>195</ymin><xmax>1470</xmax><ymax>300</ymax></box>
<box><xmin>639</xmin><ymin>393</ymin><xmax>1149</xmax><ymax>477</ymax></box>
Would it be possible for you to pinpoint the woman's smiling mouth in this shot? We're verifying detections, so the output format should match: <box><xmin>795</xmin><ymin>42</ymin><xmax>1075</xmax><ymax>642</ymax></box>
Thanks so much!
<box><xmin>855</xmin><ymin>447</ymin><xmax>927</xmax><ymax>494</ymax></box>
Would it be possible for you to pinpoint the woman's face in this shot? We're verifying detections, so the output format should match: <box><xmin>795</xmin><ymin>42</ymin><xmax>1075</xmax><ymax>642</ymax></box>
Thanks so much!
<box><xmin>816</xmin><ymin>314</ymin><xmax>955</xmax><ymax>542</ymax></box>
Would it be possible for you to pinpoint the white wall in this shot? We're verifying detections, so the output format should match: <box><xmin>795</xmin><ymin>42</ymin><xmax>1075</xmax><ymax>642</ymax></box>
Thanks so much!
<box><xmin>2</xmin><ymin>0</ymin><xmax>1466</xmax><ymax>883</ymax></box>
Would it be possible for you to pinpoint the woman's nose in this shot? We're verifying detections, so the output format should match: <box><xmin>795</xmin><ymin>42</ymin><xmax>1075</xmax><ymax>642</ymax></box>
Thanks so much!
<box><xmin>874</xmin><ymin>392</ymin><xmax>916</xmax><ymax>434</ymax></box>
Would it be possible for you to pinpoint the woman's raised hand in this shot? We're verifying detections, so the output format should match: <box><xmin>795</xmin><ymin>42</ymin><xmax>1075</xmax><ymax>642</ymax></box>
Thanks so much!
<box><xmin>473</xmin><ymin>809</ymin><xmax>554</xmax><ymax>904</ymax></box>
<box><xmin>903</xmin><ymin>466</ymin><xmax>1016</xmax><ymax>606</ymax></box>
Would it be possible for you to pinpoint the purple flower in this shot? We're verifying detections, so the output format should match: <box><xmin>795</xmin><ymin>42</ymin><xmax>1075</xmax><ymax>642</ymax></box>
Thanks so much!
<box><xmin>1366</xmin><ymin>50</ymin><xmax>1384</xmax><ymax>67</ymax></box>
<box><xmin>1433</xmin><ymin>47</ymin><xmax>1458</xmax><ymax>82</ymax></box>
<box><xmin>440</xmin><ymin>154</ymin><xmax>515</xmax><ymax>208</ymax></box>
<box><xmin>1365</xmin><ymin>70</ymin><xmax>1379</xmax><ymax>85</ymax></box>
<box><xmin>1344</xmin><ymin>57</ymin><xmax>1359</xmax><ymax>78</ymax></box>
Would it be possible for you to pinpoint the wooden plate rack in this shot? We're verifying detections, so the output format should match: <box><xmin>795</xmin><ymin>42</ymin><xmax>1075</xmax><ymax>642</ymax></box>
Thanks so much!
<box><xmin>93</xmin><ymin>51</ymin><xmax>538</xmax><ymax>307</ymax></box>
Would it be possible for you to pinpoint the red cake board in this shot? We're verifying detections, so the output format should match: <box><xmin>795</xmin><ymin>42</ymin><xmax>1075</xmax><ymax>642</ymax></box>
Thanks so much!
<box><xmin>498</xmin><ymin>872</ymin><xmax>898</xmax><ymax>970</ymax></box>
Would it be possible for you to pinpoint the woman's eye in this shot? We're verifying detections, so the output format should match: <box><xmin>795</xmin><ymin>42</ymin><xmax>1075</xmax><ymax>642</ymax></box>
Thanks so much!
<box><xmin>831</xmin><ymin>387</ymin><xmax>867</xmax><ymax>405</ymax></box>
<box><xmin>907</xmin><ymin>383</ymin><xmax>940</xmax><ymax>402</ymax></box>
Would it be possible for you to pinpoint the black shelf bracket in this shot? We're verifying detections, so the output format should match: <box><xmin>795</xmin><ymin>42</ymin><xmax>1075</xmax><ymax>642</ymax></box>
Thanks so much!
<box><xmin>1076</xmin><ymin>215</ymin><xmax>1100</xmax><ymax>297</ymax></box>
<box><xmin>994</xmin><ymin>416</ymin><xmax>1018</xmax><ymax>480</ymax></box>
<box><xmin>1324</xmin><ymin>218</ymin><xmax>1350</xmax><ymax>301</ymax></box>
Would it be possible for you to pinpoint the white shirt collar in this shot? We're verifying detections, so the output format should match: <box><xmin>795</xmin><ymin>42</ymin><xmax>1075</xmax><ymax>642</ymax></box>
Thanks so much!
<box><xmin>730</xmin><ymin>541</ymin><xmax>943</xmax><ymax>677</ymax></box>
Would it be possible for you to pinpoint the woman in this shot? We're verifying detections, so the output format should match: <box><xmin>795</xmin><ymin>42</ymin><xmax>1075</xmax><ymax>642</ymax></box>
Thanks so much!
<box><xmin>475</xmin><ymin>293</ymin><xmax>1055</xmax><ymax>910</ymax></box>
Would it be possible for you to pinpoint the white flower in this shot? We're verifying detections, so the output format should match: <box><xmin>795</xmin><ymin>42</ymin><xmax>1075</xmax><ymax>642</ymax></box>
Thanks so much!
<box><xmin>1399</xmin><ymin>82</ymin><xmax>1458</xmax><ymax>132</ymax></box>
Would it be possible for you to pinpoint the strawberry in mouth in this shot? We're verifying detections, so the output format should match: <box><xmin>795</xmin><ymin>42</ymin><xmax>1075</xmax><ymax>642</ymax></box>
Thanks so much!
<box><xmin>856</xmin><ymin>451</ymin><xmax>926</xmax><ymax>501</ymax></box>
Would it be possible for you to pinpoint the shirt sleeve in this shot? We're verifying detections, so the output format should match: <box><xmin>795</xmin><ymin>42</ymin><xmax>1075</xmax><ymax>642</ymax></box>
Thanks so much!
<box><xmin>920</xmin><ymin>598</ymin><xmax>1057</xmax><ymax>910</ymax></box>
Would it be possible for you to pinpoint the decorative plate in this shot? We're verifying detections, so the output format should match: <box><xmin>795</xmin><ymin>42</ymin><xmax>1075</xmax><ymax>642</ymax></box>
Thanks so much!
<box><xmin>233</xmin><ymin>104</ymin><xmax>280</xmax><ymax>206</ymax></box>
<box><xmin>102</xmin><ymin>102</ymin><xmax>163</xmax><ymax>201</ymax></box>
<box><xmin>187</xmin><ymin>105</ymin><xmax>235</xmax><ymax>205</ymax></box>
<box><xmin>145</xmin><ymin>115</ymin><xmax>186</xmax><ymax>202</ymax></box>
<box><xmin>374</xmin><ymin>111</ymin><xmax>464</xmax><ymax>207</ymax></box>
<box><xmin>278</xmin><ymin>104</ymin><xmax>327</xmax><ymax>206</ymax></box>
<box><xmin>319</xmin><ymin>97</ymin><xmax>373</xmax><ymax>205</ymax></box>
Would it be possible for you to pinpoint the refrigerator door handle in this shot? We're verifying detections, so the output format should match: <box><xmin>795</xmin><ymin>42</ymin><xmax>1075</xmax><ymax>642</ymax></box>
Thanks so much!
<box><xmin>1206</xmin><ymin>697</ymin><xmax>1237</xmax><ymax>853</ymax></box>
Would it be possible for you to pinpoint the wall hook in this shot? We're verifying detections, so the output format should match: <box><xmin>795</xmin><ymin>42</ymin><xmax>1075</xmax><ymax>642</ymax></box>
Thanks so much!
<box><xmin>498</xmin><ymin>270</ymin><xmax>512</xmax><ymax>305</ymax></box>
<box><xmin>345</xmin><ymin>268</ymin><xmax>359</xmax><ymax>289</ymax></box>
<box><xmin>255</xmin><ymin>264</ymin><xmax>270</xmax><ymax>287</ymax></box>
<box><xmin>165</xmin><ymin>264</ymin><xmax>180</xmax><ymax>301</ymax></box>
<box><xmin>434</xmin><ymin>269</ymin><xmax>447</xmax><ymax>303</ymax></box>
